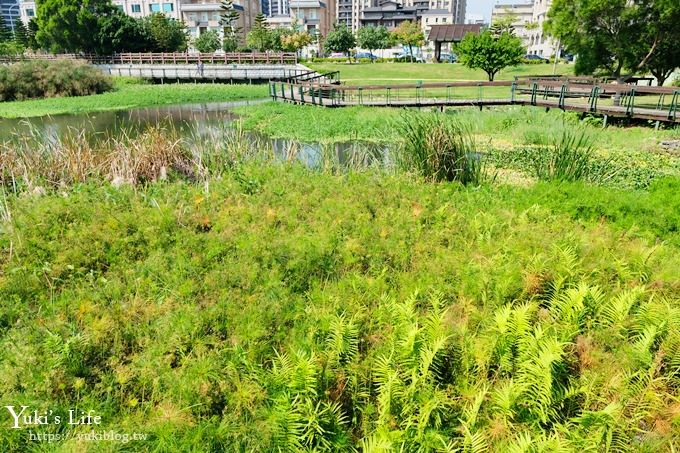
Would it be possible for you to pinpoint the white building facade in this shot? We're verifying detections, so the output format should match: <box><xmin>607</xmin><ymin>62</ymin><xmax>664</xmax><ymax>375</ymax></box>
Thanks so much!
<box><xmin>17</xmin><ymin>0</ymin><xmax>259</xmax><ymax>44</ymax></box>
<box><xmin>490</xmin><ymin>0</ymin><xmax>557</xmax><ymax>57</ymax></box>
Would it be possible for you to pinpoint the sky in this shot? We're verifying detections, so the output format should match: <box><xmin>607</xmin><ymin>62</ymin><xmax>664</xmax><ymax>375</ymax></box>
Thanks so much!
<box><xmin>467</xmin><ymin>0</ymin><xmax>498</xmax><ymax>21</ymax></box>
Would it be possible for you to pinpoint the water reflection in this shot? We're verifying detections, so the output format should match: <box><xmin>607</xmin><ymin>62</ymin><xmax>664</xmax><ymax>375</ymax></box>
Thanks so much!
<box><xmin>1</xmin><ymin>101</ymin><xmax>393</xmax><ymax>170</ymax></box>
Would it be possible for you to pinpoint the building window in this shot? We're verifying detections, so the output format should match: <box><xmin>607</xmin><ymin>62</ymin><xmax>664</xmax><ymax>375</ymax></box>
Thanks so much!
<box><xmin>116</xmin><ymin>5</ymin><xmax>125</xmax><ymax>11</ymax></box>
<box><xmin>131</xmin><ymin>4</ymin><xmax>141</xmax><ymax>13</ymax></box>
<box><xmin>425</xmin><ymin>18</ymin><xmax>429</xmax><ymax>23</ymax></box>
<box><xmin>26</xmin><ymin>8</ymin><xmax>35</xmax><ymax>17</ymax></box>
<box><xmin>149</xmin><ymin>3</ymin><xmax>161</xmax><ymax>12</ymax></box>
<box><xmin>442</xmin><ymin>17</ymin><xmax>447</xmax><ymax>22</ymax></box>
<box><xmin>163</xmin><ymin>3</ymin><xmax>174</xmax><ymax>12</ymax></box>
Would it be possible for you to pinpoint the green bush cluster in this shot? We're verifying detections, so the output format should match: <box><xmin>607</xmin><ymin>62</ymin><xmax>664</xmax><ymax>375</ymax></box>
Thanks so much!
<box><xmin>0</xmin><ymin>60</ymin><xmax>112</xmax><ymax>102</ymax></box>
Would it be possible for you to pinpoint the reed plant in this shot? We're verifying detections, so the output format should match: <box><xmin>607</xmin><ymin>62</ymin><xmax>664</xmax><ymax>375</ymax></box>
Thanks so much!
<box><xmin>397</xmin><ymin>111</ymin><xmax>485</xmax><ymax>185</ymax></box>
<box><xmin>531</xmin><ymin>129</ymin><xmax>596</xmax><ymax>182</ymax></box>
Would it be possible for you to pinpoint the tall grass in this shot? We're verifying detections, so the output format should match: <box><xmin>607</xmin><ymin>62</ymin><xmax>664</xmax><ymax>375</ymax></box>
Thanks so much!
<box><xmin>0</xmin><ymin>122</ymin><xmax>385</xmax><ymax>192</ymax></box>
<box><xmin>397</xmin><ymin>112</ymin><xmax>485</xmax><ymax>185</ymax></box>
<box><xmin>532</xmin><ymin>129</ymin><xmax>595</xmax><ymax>182</ymax></box>
<box><xmin>0</xmin><ymin>60</ymin><xmax>113</xmax><ymax>102</ymax></box>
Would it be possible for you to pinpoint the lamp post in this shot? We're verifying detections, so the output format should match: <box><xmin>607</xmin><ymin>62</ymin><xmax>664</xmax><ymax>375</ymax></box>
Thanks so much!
<box><xmin>8</xmin><ymin>3</ymin><xmax>20</xmax><ymax>38</ymax></box>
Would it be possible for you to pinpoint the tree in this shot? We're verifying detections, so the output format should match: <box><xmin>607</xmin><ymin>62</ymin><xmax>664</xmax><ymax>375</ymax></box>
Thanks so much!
<box><xmin>144</xmin><ymin>13</ymin><xmax>188</xmax><ymax>52</ymax></box>
<box><xmin>220</xmin><ymin>0</ymin><xmax>241</xmax><ymax>52</ymax></box>
<box><xmin>456</xmin><ymin>30</ymin><xmax>525</xmax><ymax>81</ymax></box>
<box><xmin>13</xmin><ymin>21</ymin><xmax>30</xmax><ymax>47</ymax></box>
<box><xmin>545</xmin><ymin>0</ymin><xmax>680</xmax><ymax>81</ymax></box>
<box><xmin>356</xmin><ymin>25</ymin><xmax>389</xmax><ymax>60</ymax></box>
<box><xmin>97</xmin><ymin>12</ymin><xmax>151</xmax><ymax>54</ymax></box>
<box><xmin>246</xmin><ymin>13</ymin><xmax>271</xmax><ymax>51</ymax></box>
<box><xmin>27</xmin><ymin>18</ymin><xmax>40</xmax><ymax>51</ymax></box>
<box><xmin>280</xmin><ymin>31</ymin><xmax>313</xmax><ymax>54</ymax></box>
<box><xmin>194</xmin><ymin>30</ymin><xmax>222</xmax><ymax>53</ymax></box>
<box><xmin>635</xmin><ymin>1</ymin><xmax>680</xmax><ymax>86</ymax></box>
<box><xmin>490</xmin><ymin>13</ymin><xmax>517</xmax><ymax>37</ymax></box>
<box><xmin>0</xmin><ymin>16</ymin><xmax>13</xmax><ymax>43</ymax></box>
<box><xmin>390</xmin><ymin>21</ymin><xmax>424</xmax><ymax>62</ymax></box>
<box><xmin>35</xmin><ymin>0</ymin><xmax>118</xmax><ymax>52</ymax></box>
<box><xmin>324</xmin><ymin>23</ymin><xmax>356</xmax><ymax>60</ymax></box>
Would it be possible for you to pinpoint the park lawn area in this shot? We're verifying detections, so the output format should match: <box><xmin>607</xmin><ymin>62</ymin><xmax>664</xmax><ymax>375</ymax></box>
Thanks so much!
<box><xmin>0</xmin><ymin>81</ymin><xmax>268</xmax><ymax>119</ymax></box>
<box><xmin>306</xmin><ymin>61</ymin><xmax>574</xmax><ymax>84</ymax></box>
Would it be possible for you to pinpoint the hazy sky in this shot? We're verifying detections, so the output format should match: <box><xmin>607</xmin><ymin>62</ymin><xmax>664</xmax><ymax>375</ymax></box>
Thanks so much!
<box><xmin>467</xmin><ymin>0</ymin><xmax>498</xmax><ymax>21</ymax></box>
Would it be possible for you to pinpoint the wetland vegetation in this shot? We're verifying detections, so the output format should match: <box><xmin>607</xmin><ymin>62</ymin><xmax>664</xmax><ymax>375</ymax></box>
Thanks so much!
<box><xmin>1</xmin><ymin>105</ymin><xmax>679</xmax><ymax>451</ymax></box>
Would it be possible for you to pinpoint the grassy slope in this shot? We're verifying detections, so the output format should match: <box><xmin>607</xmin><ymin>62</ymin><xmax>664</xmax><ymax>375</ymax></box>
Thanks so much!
<box><xmin>0</xmin><ymin>81</ymin><xmax>268</xmax><ymax>118</ymax></box>
<box><xmin>307</xmin><ymin>62</ymin><xmax>575</xmax><ymax>84</ymax></box>
<box><xmin>1</xmin><ymin>167</ymin><xmax>679</xmax><ymax>451</ymax></box>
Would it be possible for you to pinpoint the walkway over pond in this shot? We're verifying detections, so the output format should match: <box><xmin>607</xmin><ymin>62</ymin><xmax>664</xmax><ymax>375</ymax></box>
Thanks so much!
<box><xmin>0</xmin><ymin>52</ymin><xmax>304</xmax><ymax>83</ymax></box>
<box><xmin>270</xmin><ymin>77</ymin><xmax>680</xmax><ymax>124</ymax></box>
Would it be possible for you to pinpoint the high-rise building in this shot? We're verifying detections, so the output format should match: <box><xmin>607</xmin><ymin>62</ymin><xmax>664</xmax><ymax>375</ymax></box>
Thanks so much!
<box><xmin>1</xmin><ymin>0</ymin><xmax>20</xmax><ymax>33</ymax></box>
<box><xmin>490</xmin><ymin>0</ymin><xmax>556</xmax><ymax>57</ymax></box>
<box><xmin>269</xmin><ymin>0</ymin><xmax>289</xmax><ymax>16</ymax></box>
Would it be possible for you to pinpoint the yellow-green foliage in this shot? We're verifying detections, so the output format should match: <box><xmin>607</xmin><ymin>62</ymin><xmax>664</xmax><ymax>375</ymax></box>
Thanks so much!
<box><xmin>1</xmin><ymin>156</ymin><xmax>679</xmax><ymax>451</ymax></box>
<box><xmin>0</xmin><ymin>60</ymin><xmax>113</xmax><ymax>102</ymax></box>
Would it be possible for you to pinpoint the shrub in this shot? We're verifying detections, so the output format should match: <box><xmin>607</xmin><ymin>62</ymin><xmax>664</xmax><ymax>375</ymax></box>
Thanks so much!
<box><xmin>0</xmin><ymin>60</ymin><xmax>113</xmax><ymax>102</ymax></box>
<box><xmin>397</xmin><ymin>112</ymin><xmax>484</xmax><ymax>185</ymax></box>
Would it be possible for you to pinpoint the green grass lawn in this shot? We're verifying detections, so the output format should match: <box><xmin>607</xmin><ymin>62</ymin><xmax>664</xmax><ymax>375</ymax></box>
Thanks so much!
<box><xmin>307</xmin><ymin>62</ymin><xmax>575</xmax><ymax>84</ymax></box>
<box><xmin>1</xmin><ymin>163</ymin><xmax>679</xmax><ymax>451</ymax></box>
<box><xmin>0</xmin><ymin>80</ymin><xmax>268</xmax><ymax>118</ymax></box>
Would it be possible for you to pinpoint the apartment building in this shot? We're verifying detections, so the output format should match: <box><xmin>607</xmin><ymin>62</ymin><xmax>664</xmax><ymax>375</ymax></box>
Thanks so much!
<box><xmin>17</xmin><ymin>0</ymin><xmax>260</xmax><ymax>42</ymax></box>
<box><xmin>1</xmin><ymin>0</ymin><xmax>20</xmax><ymax>32</ymax></box>
<box><xmin>490</xmin><ymin>0</ymin><xmax>556</xmax><ymax>57</ymax></box>
<box><xmin>180</xmin><ymin>0</ymin><xmax>259</xmax><ymax>39</ymax></box>
<box><xmin>527</xmin><ymin>0</ymin><xmax>552</xmax><ymax>56</ymax></box>
<box><xmin>290</xmin><ymin>0</ymin><xmax>335</xmax><ymax>50</ymax></box>
<box><xmin>490</xmin><ymin>2</ymin><xmax>532</xmax><ymax>46</ymax></box>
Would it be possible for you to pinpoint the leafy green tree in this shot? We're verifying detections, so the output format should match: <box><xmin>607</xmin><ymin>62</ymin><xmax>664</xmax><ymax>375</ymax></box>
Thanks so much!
<box><xmin>324</xmin><ymin>23</ymin><xmax>356</xmax><ymax>59</ymax></box>
<box><xmin>27</xmin><ymin>18</ymin><xmax>40</xmax><ymax>51</ymax></box>
<box><xmin>545</xmin><ymin>0</ymin><xmax>680</xmax><ymax>80</ymax></box>
<box><xmin>194</xmin><ymin>30</ymin><xmax>222</xmax><ymax>53</ymax></box>
<box><xmin>97</xmin><ymin>12</ymin><xmax>151</xmax><ymax>54</ymax></box>
<box><xmin>0</xmin><ymin>41</ymin><xmax>24</xmax><ymax>55</ymax></box>
<box><xmin>390</xmin><ymin>21</ymin><xmax>424</xmax><ymax>62</ymax></box>
<box><xmin>35</xmin><ymin>0</ymin><xmax>117</xmax><ymax>52</ymax></box>
<box><xmin>220</xmin><ymin>0</ymin><xmax>241</xmax><ymax>52</ymax></box>
<box><xmin>356</xmin><ymin>25</ymin><xmax>389</xmax><ymax>60</ymax></box>
<box><xmin>456</xmin><ymin>30</ymin><xmax>525</xmax><ymax>81</ymax></box>
<box><xmin>143</xmin><ymin>13</ymin><xmax>188</xmax><ymax>52</ymax></box>
<box><xmin>281</xmin><ymin>31</ymin><xmax>313</xmax><ymax>54</ymax></box>
<box><xmin>246</xmin><ymin>13</ymin><xmax>271</xmax><ymax>51</ymax></box>
<box><xmin>268</xmin><ymin>27</ymin><xmax>293</xmax><ymax>52</ymax></box>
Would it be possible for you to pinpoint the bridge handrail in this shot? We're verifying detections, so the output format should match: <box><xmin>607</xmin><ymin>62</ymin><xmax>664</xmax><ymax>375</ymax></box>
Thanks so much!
<box><xmin>290</xmin><ymin>80</ymin><xmax>514</xmax><ymax>91</ymax></box>
<box><xmin>0</xmin><ymin>52</ymin><xmax>298</xmax><ymax>65</ymax></box>
<box><xmin>515</xmin><ymin>79</ymin><xmax>679</xmax><ymax>95</ymax></box>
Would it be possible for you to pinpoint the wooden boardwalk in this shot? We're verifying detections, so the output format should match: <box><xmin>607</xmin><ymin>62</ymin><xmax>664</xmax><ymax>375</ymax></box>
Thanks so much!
<box><xmin>270</xmin><ymin>78</ymin><xmax>680</xmax><ymax>124</ymax></box>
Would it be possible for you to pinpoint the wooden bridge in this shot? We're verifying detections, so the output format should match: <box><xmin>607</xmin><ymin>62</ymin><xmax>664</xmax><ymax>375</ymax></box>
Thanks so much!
<box><xmin>1</xmin><ymin>52</ymin><xmax>305</xmax><ymax>83</ymax></box>
<box><xmin>270</xmin><ymin>77</ymin><xmax>680</xmax><ymax>124</ymax></box>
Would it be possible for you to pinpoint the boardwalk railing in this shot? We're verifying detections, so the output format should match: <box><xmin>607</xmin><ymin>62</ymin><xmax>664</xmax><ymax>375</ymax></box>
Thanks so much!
<box><xmin>0</xmin><ymin>52</ymin><xmax>298</xmax><ymax>65</ymax></box>
<box><xmin>270</xmin><ymin>78</ymin><xmax>680</xmax><ymax>123</ymax></box>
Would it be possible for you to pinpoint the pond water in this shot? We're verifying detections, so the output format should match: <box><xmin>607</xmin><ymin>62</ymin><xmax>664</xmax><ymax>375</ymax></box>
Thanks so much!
<box><xmin>0</xmin><ymin>101</ymin><xmax>391</xmax><ymax>169</ymax></box>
